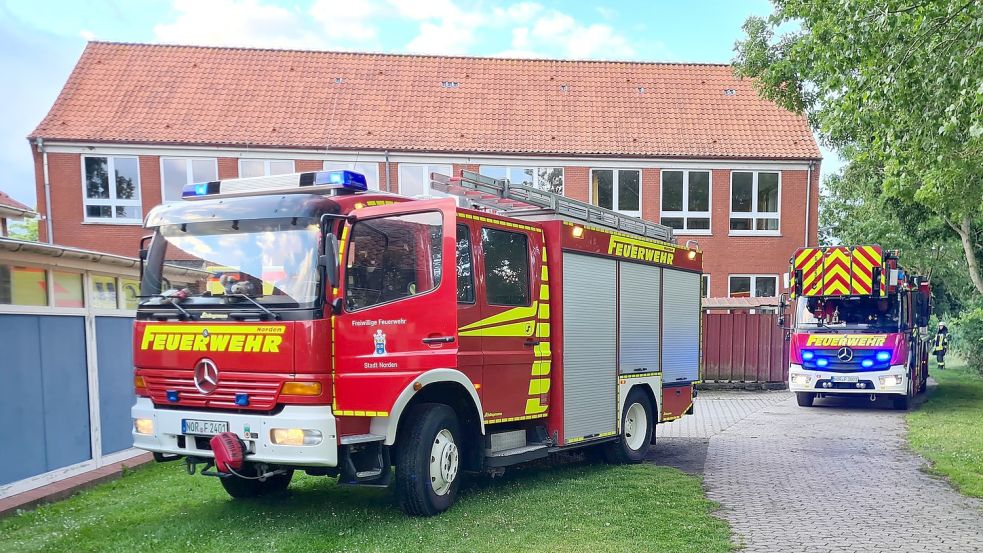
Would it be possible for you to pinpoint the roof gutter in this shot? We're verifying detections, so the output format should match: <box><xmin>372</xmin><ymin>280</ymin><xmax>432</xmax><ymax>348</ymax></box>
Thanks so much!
<box><xmin>36</xmin><ymin>138</ymin><xmax>54</xmax><ymax>244</ymax></box>
<box><xmin>804</xmin><ymin>160</ymin><xmax>816</xmax><ymax>246</ymax></box>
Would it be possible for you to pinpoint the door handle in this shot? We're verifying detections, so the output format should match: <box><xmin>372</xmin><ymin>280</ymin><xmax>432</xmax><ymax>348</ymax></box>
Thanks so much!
<box><xmin>524</xmin><ymin>339</ymin><xmax>541</xmax><ymax>347</ymax></box>
<box><xmin>423</xmin><ymin>336</ymin><xmax>455</xmax><ymax>344</ymax></box>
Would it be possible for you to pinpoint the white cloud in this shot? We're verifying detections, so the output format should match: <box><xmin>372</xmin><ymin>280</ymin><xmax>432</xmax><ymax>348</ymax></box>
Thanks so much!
<box><xmin>79</xmin><ymin>29</ymin><xmax>95</xmax><ymax>41</ymax></box>
<box><xmin>154</xmin><ymin>0</ymin><xmax>381</xmax><ymax>50</ymax></box>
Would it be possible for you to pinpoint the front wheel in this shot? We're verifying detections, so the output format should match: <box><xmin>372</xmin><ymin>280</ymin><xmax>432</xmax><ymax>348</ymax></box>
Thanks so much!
<box><xmin>603</xmin><ymin>388</ymin><xmax>654</xmax><ymax>464</ymax></box>
<box><xmin>219</xmin><ymin>468</ymin><xmax>293</xmax><ymax>499</ymax></box>
<box><xmin>893</xmin><ymin>377</ymin><xmax>913</xmax><ymax>411</ymax></box>
<box><xmin>395</xmin><ymin>403</ymin><xmax>462</xmax><ymax>516</ymax></box>
<box><xmin>796</xmin><ymin>392</ymin><xmax>815</xmax><ymax>407</ymax></box>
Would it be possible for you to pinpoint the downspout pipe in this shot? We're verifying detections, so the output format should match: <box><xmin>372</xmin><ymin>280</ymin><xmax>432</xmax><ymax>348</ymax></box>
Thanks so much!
<box><xmin>37</xmin><ymin>138</ymin><xmax>54</xmax><ymax>244</ymax></box>
<box><xmin>384</xmin><ymin>150</ymin><xmax>391</xmax><ymax>192</ymax></box>
<box><xmin>804</xmin><ymin>160</ymin><xmax>815</xmax><ymax>247</ymax></box>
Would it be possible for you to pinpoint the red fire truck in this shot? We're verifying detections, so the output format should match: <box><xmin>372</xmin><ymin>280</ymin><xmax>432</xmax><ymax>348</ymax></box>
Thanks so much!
<box><xmin>131</xmin><ymin>170</ymin><xmax>702</xmax><ymax>515</ymax></box>
<box><xmin>784</xmin><ymin>245</ymin><xmax>932</xmax><ymax>410</ymax></box>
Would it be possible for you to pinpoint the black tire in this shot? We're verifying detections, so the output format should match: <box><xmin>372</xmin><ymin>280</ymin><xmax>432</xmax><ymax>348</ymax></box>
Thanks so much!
<box><xmin>796</xmin><ymin>392</ymin><xmax>815</xmax><ymax>407</ymax></box>
<box><xmin>603</xmin><ymin>388</ymin><xmax>654</xmax><ymax>464</ymax></box>
<box><xmin>893</xmin><ymin>377</ymin><xmax>913</xmax><ymax>411</ymax></box>
<box><xmin>219</xmin><ymin>468</ymin><xmax>293</xmax><ymax>499</ymax></box>
<box><xmin>395</xmin><ymin>403</ymin><xmax>462</xmax><ymax>516</ymax></box>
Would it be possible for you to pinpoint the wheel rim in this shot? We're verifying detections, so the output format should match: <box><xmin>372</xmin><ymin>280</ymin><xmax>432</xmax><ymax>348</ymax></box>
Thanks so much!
<box><xmin>624</xmin><ymin>402</ymin><xmax>647</xmax><ymax>451</ymax></box>
<box><xmin>429</xmin><ymin>428</ymin><xmax>459</xmax><ymax>496</ymax></box>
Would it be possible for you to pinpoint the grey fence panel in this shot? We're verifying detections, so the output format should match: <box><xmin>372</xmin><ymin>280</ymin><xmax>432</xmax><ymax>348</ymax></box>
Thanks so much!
<box><xmin>0</xmin><ymin>315</ymin><xmax>49</xmax><ymax>486</ymax></box>
<box><xmin>96</xmin><ymin>317</ymin><xmax>136</xmax><ymax>455</ymax></box>
<box><xmin>38</xmin><ymin>316</ymin><xmax>91</xmax><ymax>472</ymax></box>
<box><xmin>0</xmin><ymin>314</ymin><xmax>90</xmax><ymax>486</ymax></box>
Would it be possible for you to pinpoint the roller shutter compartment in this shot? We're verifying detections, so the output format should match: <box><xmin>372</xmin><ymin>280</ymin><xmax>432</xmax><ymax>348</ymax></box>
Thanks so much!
<box><xmin>562</xmin><ymin>253</ymin><xmax>617</xmax><ymax>442</ymax></box>
<box><xmin>618</xmin><ymin>262</ymin><xmax>661</xmax><ymax>375</ymax></box>
<box><xmin>661</xmin><ymin>269</ymin><xmax>701</xmax><ymax>384</ymax></box>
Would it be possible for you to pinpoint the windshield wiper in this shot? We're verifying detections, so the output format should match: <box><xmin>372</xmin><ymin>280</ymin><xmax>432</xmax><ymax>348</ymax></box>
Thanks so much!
<box><xmin>225</xmin><ymin>294</ymin><xmax>280</xmax><ymax>320</ymax></box>
<box><xmin>138</xmin><ymin>293</ymin><xmax>194</xmax><ymax>320</ymax></box>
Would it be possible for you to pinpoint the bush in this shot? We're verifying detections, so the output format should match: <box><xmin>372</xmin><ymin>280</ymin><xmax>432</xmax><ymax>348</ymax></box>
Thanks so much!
<box><xmin>951</xmin><ymin>307</ymin><xmax>983</xmax><ymax>376</ymax></box>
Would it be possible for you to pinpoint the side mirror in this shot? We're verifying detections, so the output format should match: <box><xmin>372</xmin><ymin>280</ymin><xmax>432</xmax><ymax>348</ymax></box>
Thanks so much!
<box><xmin>320</xmin><ymin>233</ymin><xmax>340</xmax><ymax>289</ymax></box>
<box><xmin>138</xmin><ymin>234</ymin><xmax>153</xmax><ymax>281</ymax></box>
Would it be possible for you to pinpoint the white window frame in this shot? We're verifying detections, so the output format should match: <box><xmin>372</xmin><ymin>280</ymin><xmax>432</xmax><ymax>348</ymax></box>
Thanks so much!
<box><xmin>478</xmin><ymin>166</ymin><xmax>564</xmax><ymax>193</ymax></box>
<box><xmin>729</xmin><ymin>171</ymin><xmax>781</xmax><ymax>236</ymax></box>
<box><xmin>81</xmin><ymin>155</ymin><xmax>142</xmax><ymax>224</ymax></box>
<box><xmin>589</xmin><ymin>168</ymin><xmax>641</xmax><ymax>217</ymax></box>
<box><xmin>238</xmin><ymin>159</ymin><xmax>295</xmax><ymax>178</ymax></box>
<box><xmin>701</xmin><ymin>274</ymin><xmax>711</xmax><ymax>298</ymax></box>
<box><xmin>397</xmin><ymin>163</ymin><xmax>453</xmax><ymax>198</ymax></box>
<box><xmin>660</xmin><ymin>169</ymin><xmax>712</xmax><ymax>235</ymax></box>
<box><xmin>323</xmin><ymin>161</ymin><xmax>380</xmax><ymax>190</ymax></box>
<box><xmin>728</xmin><ymin>274</ymin><xmax>779</xmax><ymax>298</ymax></box>
<box><xmin>160</xmin><ymin>157</ymin><xmax>219</xmax><ymax>203</ymax></box>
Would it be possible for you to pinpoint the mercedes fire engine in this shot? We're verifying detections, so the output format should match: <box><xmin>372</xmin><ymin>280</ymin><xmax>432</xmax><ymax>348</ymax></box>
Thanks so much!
<box><xmin>784</xmin><ymin>245</ymin><xmax>931</xmax><ymax>410</ymax></box>
<box><xmin>131</xmin><ymin>169</ymin><xmax>703</xmax><ymax>515</ymax></box>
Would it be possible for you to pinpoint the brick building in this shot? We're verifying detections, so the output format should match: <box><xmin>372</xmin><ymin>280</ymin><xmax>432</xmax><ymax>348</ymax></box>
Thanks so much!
<box><xmin>29</xmin><ymin>42</ymin><xmax>819</xmax><ymax>299</ymax></box>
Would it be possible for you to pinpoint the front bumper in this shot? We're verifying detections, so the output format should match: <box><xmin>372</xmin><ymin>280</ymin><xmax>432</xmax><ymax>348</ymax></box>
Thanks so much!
<box><xmin>131</xmin><ymin>397</ymin><xmax>338</xmax><ymax>467</ymax></box>
<box><xmin>787</xmin><ymin>364</ymin><xmax>907</xmax><ymax>395</ymax></box>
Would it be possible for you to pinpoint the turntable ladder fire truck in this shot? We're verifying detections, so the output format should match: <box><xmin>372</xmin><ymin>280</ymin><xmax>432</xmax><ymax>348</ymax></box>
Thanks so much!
<box><xmin>784</xmin><ymin>245</ymin><xmax>931</xmax><ymax>410</ymax></box>
<box><xmin>131</xmin><ymin>169</ymin><xmax>702</xmax><ymax>515</ymax></box>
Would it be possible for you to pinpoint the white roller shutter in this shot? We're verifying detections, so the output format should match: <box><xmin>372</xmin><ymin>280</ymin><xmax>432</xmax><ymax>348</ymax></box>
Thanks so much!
<box><xmin>661</xmin><ymin>269</ymin><xmax>701</xmax><ymax>384</ymax></box>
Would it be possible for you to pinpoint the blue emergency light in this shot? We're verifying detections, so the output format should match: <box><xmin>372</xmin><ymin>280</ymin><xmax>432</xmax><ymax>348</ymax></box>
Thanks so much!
<box><xmin>876</xmin><ymin>351</ymin><xmax>892</xmax><ymax>362</ymax></box>
<box><xmin>181</xmin><ymin>170</ymin><xmax>367</xmax><ymax>199</ymax></box>
<box><xmin>862</xmin><ymin>359</ymin><xmax>874</xmax><ymax>368</ymax></box>
<box><xmin>235</xmin><ymin>393</ymin><xmax>250</xmax><ymax>407</ymax></box>
<box><xmin>802</xmin><ymin>350</ymin><xmax>815</xmax><ymax>361</ymax></box>
<box><xmin>816</xmin><ymin>357</ymin><xmax>829</xmax><ymax>368</ymax></box>
<box><xmin>313</xmin><ymin>170</ymin><xmax>368</xmax><ymax>190</ymax></box>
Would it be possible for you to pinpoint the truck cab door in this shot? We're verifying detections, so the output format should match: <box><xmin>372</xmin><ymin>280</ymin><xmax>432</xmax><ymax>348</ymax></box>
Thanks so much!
<box><xmin>332</xmin><ymin>199</ymin><xmax>459</xmax><ymax>415</ymax></box>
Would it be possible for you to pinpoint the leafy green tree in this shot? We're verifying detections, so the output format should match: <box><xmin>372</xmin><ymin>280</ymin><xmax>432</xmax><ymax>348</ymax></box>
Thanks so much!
<box><xmin>7</xmin><ymin>218</ymin><xmax>39</xmax><ymax>241</ymax></box>
<box><xmin>734</xmin><ymin>0</ymin><xmax>983</xmax><ymax>293</ymax></box>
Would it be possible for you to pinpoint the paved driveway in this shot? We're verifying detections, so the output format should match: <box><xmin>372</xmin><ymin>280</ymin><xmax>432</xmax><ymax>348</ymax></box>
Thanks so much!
<box><xmin>649</xmin><ymin>389</ymin><xmax>983</xmax><ymax>552</ymax></box>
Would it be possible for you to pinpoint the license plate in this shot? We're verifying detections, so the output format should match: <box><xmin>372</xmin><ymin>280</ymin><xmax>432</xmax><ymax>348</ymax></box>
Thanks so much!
<box><xmin>181</xmin><ymin>419</ymin><xmax>229</xmax><ymax>436</ymax></box>
<box><xmin>831</xmin><ymin>375</ymin><xmax>859</xmax><ymax>383</ymax></box>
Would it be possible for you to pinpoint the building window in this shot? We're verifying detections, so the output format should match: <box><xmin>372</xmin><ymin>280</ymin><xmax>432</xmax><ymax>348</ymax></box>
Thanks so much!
<box><xmin>239</xmin><ymin>159</ymin><xmax>295</xmax><ymax>178</ymax></box>
<box><xmin>590</xmin><ymin>169</ymin><xmax>640</xmax><ymax>216</ymax></box>
<box><xmin>90</xmin><ymin>274</ymin><xmax>141</xmax><ymax>310</ymax></box>
<box><xmin>161</xmin><ymin>157</ymin><xmax>218</xmax><ymax>203</ymax></box>
<box><xmin>324</xmin><ymin>162</ymin><xmax>380</xmax><ymax>190</ymax></box>
<box><xmin>730</xmin><ymin>171</ymin><xmax>780</xmax><ymax>233</ymax></box>
<box><xmin>0</xmin><ymin>264</ymin><xmax>48</xmax><ymax>306</ymax></box>
<box><xmin>729</xmin><ymin>275</ymin><xmax>778</xmax><ymax>298</ymax></box>
<box><xmin>482</xmin><ymin>228</ymin><xmax>530</xmax><ymax>306</ymax></box>
<box><xmin>701</xmin><ymin>274</ymin><xmax>710</xmax><ymax>298</ymax></box>
<box><xmin>398</xmin><ymin>164</ymin><xmax>453</xmax><ymax>197</ymax></box>
<box><xmin>479</xmin><ymin>166</ymin><xmax>564</xmax><ymax>194</ymax></box>
<box><xmin>661</xmin><ymin>170</ymin><xmax>711</xmax><ymax>232</ymax></box>
<box><xmin>82</xmin><ymin>156</ymin><xmax>142</xmax><ymax>223</ymax></box>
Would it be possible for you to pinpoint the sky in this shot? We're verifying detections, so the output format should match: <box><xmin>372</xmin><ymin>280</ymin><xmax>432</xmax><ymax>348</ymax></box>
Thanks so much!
<box><xmin>0</xmin><ymin>0</ymin><xmax>842</xmax><ymax>208</ymax></box>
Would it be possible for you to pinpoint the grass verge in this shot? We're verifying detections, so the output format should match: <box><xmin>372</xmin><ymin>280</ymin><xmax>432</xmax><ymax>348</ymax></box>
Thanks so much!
<box><xmin>0</xmin><ymin>456</ymin><xmax>731</xmax><ymax>553</ymax></box>
<box><xmin>908</xmin><ymin>360</ymin><xmax>983</xmax><ymax>498</ymax></box>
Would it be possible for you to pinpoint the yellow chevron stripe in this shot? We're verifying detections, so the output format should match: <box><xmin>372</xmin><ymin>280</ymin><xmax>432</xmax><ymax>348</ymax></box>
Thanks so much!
<box><xmin>458</xmin><ymin>302</ymin><xmax>538</xmax><ymax>331</ymax></box>
<box><xmin>460</xmin><ymin>320</ymin><xmax>536</xmax><ymax>337</ymax></box>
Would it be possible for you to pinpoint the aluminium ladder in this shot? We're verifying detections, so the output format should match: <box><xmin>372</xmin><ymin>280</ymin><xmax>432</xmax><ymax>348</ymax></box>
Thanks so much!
<box><xmin>430</xmin><ymin>170</ymin><xmax>675</xmax><ymax>244</ymax></box>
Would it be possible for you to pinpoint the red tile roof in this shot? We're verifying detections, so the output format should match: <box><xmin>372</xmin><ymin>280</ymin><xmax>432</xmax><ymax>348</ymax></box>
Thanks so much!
<box><xmin>0</xmin><ymin>190</ymin><xmax>33</xmax><ymax>214</ymax></box>
<box><xmin>32</xmin><ymin>42</ymin><xmax>820</xmax><ymax>160</ymax></box>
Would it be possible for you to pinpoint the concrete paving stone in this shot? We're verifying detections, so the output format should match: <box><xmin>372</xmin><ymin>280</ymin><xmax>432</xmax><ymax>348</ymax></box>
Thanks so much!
<box><xmin>648</xmin><ymin>389</ymin><xmax>983</xmax><ymax>552</ymax></box>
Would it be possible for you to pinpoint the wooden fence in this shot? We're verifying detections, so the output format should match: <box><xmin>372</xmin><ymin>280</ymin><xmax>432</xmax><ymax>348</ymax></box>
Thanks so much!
<box><xmin>703</xmin><ymin>311</ymin><xmax>789</xmax><ymax>382</ymax></box>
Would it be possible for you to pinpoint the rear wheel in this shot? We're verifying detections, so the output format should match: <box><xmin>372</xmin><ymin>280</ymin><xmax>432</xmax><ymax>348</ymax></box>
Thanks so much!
<box><xmin>219</xmin><ymin>468</ymin><xmax>293</xmax><ymax>499</ymax></box>
<box><xmin>603</xmin><ymin>388</ymin><xmax>653</xmax><ymax>464</ymax></box>
<box><xmin>796</xmin><ymin>392</ymin><xmax>815</xmax><ymax>407</ymax></box>
<box><xmin>395</xmin><ymin>403</ymin><xmax>462</xmax><ymax>516</ymax></box>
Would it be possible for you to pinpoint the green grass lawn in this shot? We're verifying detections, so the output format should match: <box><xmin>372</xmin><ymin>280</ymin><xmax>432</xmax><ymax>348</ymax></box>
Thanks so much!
<box><xmin>0</xmin><ymin>456</ymin><xmax>731</xmax><ymax>553</ymax></box>
<box><xmin>908</xmin><ymin>359</ymin><xmax>983</xmax><ymax>498</ymax></box>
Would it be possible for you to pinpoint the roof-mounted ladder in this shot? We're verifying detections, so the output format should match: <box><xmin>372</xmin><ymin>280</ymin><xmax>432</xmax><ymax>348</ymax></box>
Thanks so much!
<box><xmin>431</xmin><ymin>170</ymin><xmax>674</xmax><ymax>243</ymax></box>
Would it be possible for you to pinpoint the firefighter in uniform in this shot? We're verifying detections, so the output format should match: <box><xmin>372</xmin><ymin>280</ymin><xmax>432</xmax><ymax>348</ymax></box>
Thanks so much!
<box><xmin>933</xmin><ymin>322</ymin><xmax>950</xmax><ymax>370</ymax></box>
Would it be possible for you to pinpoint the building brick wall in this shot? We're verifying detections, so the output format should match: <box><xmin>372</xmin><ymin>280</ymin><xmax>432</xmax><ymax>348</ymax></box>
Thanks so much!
<box><xmin>31</xmin><ymin>148</ymin><xmax>821</xmax><ymax>294</ymax></box>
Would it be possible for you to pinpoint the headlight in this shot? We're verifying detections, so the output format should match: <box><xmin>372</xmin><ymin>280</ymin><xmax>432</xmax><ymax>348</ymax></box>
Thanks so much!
<box><xmin>270</xmin><ymin>428</ymin><xmax>323</xmax><ymax>446</ymax></box>
<box><xmin>879</xmin><ymin>375</ymin><xmax>903</xmax><ymax>387</ymax></box>
<box><xmin>791</xmin><ymin>373</ymin><xmax>812</xmax><ymax>386</ymax></box>
<box><xmin>133</xmin><ymin>418</ymin><xmax>154</xmax><ymax>435</ymax></box>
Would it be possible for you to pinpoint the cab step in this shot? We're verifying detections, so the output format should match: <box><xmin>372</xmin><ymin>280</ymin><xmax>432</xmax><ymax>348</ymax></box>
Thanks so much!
<box><xmin>485</xmin><ymin>443</ymin><xmax>549</xmax><ymax>468</ymax></box>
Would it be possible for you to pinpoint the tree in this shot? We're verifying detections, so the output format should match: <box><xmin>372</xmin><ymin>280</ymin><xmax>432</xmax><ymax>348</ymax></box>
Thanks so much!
<box><xmin>734</xmin><ymin>0</ymin><xmax>983</xmax><ymax>293</ymax></box>
<box><xmin>8</xmin><ymin>218</ymin><xmax>39</xmax><ymax>241</ymax></box>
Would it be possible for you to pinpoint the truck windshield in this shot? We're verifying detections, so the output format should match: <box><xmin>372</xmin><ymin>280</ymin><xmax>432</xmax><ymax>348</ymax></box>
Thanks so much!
<box><xmin>141</xmin><ymin>217</ymin><xmax>321</xmax><ymax>309</ymax></box>
<box><xmin>795</xmin><ymin>295</ymin><xmax>900</xmax><ymax>332</ymax></box>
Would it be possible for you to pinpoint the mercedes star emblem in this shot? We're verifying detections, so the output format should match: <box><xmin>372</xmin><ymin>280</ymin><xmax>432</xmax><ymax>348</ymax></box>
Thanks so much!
<box><xmin>836</xmin><ymin>347</ymin><xmax>854</xmax><ymax>362</ymax></box>
<box><xmin>193</xmin><ymin>359</ymin><xmax>220</xmax><ymax>394</ymax></box>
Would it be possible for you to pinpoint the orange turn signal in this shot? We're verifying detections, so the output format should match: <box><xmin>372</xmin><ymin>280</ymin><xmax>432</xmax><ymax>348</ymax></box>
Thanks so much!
<box><xmin>281</xmin><ymin>381</ymin><xmax>323</xmax><ymax>396</ymax></box>
<box><xmin>134</xmin><ymin>375</ymin><xmax>146</xmax><ymax>389</ymax></box>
